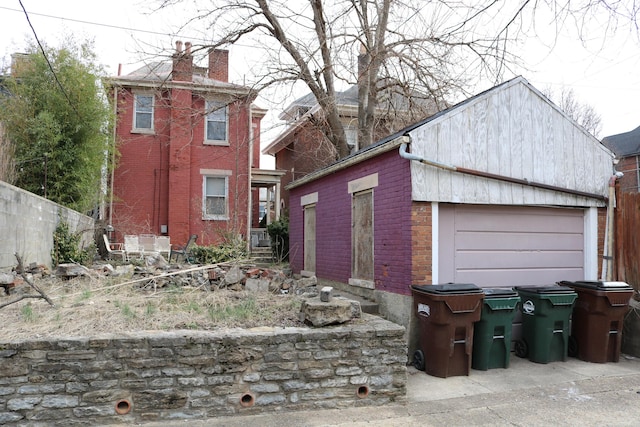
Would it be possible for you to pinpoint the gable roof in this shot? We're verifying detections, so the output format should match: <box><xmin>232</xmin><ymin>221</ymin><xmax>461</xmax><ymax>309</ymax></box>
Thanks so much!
<box><xmin>265</xmin><ymin>82</ymin><xmax>440</xmax><ymax>156</ymax></box>
<box><xmin>601</xmin><ymin>126</ymin><xmax>640</xmax><ymax>157</ymax></box>
<box><xmin>281</xmin><ymin>85</ymin><xmax>360</xmax><ymax>117</ymax></box>
<box><xmin>288</xmin><ymin>76</ymin><xmax>612</xmax><ymax>191</ymax></box>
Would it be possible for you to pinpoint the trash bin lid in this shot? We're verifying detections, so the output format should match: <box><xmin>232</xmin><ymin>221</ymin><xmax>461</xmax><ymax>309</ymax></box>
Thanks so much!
<box><xmin>411</xmin><ymin>283</ymin><xmax>482</xmax><ymax>294</ymax></box>
<box><xmin>483</xmin><ymin>288</ymin><xmax>519</xmax><ymax>298</ymax></box>
<box><xmin>515</xmin><ymin>285</ymin><xmax>575</xmax><ymax>294</ymax></box>
<box><xmin>558</xmin><ymin>280</ymin><xmax>632</xmax><ymax>290</ymax></box>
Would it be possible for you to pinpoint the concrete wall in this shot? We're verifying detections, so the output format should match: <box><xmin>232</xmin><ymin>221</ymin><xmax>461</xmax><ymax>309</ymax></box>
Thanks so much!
<box><xmin>0</xmin><ymin>181</ymin><xmax>95</xmax><ymax>270</ymax></box>
<box><xmin>0</xmin><ymin>316</ymin><xmax>407</xmax><ymax>426</ymax></box>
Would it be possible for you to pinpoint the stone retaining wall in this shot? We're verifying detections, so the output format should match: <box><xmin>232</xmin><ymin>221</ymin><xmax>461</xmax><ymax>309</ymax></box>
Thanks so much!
<box><xmin>0</xmin><ymin>315</ymin><xmax>406</xmax><ymax>425</ymax></box>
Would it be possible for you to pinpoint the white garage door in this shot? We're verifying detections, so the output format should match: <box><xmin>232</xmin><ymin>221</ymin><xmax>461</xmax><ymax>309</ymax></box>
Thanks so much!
<box><xmin>438</xmin><ymin>204</ymin><xmax>585</xmax><ymax>288</ymax></box>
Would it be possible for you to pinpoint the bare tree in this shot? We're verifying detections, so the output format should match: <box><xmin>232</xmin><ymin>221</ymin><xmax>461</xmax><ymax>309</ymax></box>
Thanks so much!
<box><xmin>0</xmin><ymin>122</ymin><xmax>17</xmax><ymax>183</ymax></box>
<box><xmin>155</xmin><ymin>0</ymin><xmax>637</xmax><ymax>157</ymax></box>
<box><xmin>544</xmin><ymin>87</ymin><xmax>603</xmax><ymax>138</ymax></box>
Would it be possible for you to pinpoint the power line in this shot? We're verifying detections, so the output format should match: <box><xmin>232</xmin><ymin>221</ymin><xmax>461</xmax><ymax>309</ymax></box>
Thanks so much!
<box><xmin>0</xmin><ymin>5</ymin><xmax>180</xmax><ymax>39</ymax></box>
<box><xmin>0</xmin><ymin>5</ymin><xmax>255</xmax><ymax>48</ymax></box>
<box><xmin>17</xmin><ymin>0</ymin><xmax>80</xmax><ymax>118</ymax></box>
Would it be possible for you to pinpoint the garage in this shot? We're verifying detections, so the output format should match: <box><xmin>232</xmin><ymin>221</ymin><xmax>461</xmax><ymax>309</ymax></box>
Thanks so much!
<box><xmin>287</xmin><ymin>77</ymin><xmax>614</xmax><ymax>353</ymax></box>
<box><xmin>438</xmin><ymin>204</ymin><xmax>587</xmax><ymax>288</ymax></box>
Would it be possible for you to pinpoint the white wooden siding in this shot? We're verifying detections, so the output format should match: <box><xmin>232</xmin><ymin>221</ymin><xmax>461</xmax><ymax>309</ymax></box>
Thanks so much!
<box><xmin>410</xmin><ymin>78</ymin><xmax>613</xmax><ymax>207</ymax></box>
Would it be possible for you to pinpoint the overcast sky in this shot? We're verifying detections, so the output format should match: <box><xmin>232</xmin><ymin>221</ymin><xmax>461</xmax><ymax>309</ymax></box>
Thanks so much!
<box><xmin>1</xmin><ymin>0</ymin><xmax>638</xmax><ymax>162</ymax></box>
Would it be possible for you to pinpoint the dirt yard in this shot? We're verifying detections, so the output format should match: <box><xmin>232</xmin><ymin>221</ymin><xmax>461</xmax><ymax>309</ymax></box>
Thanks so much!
<box><xmin>0</xmin><ymin>262</ymin><xmax>307</xmax><ymax>342</ymax></box>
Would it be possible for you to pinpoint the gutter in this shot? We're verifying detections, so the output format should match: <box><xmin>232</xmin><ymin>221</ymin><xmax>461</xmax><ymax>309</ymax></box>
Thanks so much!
<box><xmin>286</xmin><ymin>136</ymin><xmax>404</xmax><ymax>190</ymax></box>
<box><xmin>399</xmin><ymin>134</ymin><xmax>607</xmax><ymax>202</ymax></box>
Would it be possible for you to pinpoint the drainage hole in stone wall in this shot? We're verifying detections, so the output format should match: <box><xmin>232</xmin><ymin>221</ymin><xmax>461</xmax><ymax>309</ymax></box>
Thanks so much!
<box><xmin>240</xmin><ymin>392</ymin><xmax>255</xmax><ymax>407</ymax></box>
<box><xmin>115</xmin><ymin>399</ymin><xmax>132</xmax><ymax>415</ymax></box>
<box><xmin>356</xmin><ymin>385</ymin><xmax>370</xmax><ymax>398</ymax></box>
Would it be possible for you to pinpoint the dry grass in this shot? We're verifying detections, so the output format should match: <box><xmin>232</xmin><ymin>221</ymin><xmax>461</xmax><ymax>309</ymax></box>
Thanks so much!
<box><xmin>0</xmin><ymin>273</ymin><xmax>305</xmax><ymax>342</ymax></box>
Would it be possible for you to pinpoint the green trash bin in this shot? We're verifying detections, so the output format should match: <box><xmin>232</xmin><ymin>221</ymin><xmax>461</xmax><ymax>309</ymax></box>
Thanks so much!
<box><xmin>515</xmin><ymin>286</ymin><xmax>577</xmax><ymax>364</ymax></box>
<box><xmin>472</xmin><ymin>288</ymin><xmax>520</xmax><ymax>370</ymax></box>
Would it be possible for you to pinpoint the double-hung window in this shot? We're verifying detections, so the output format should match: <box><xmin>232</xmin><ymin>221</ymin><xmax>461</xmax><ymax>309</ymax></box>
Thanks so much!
<box><xmin>203</xmin><ymin>175</ymin><xmax>228</xmax><ymax>219</ymax></box>
<box><xmin>205</xmin><ymin>100</ymin><xmax>228</xmax><ymax>144</ymax></box>
<box><xmin>134</xmin><ymin>94</ymin><xmax>154</xmax><ymax>131</ymax></box>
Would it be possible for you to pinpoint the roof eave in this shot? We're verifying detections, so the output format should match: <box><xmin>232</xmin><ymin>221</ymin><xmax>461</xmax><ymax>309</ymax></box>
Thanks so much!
<box><xmin>286</xmin><ymin>136</ymin><xmax>404</xmax><ymax>190</ymax></box>
<box><xmin>107</xmin><ymin>77</ymin><xmax>254</xmax><ymax>97</ymax></box>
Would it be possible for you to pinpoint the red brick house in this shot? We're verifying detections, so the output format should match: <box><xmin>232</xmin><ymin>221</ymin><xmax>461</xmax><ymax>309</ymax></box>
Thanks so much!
<box><xmin>602</xmin><ymin>125</ymin><xmax>640</xmax><ymax>192</ymax></box>
<box><xmin>107</xmin><ymin>42</ymin><xmax>283</xmax><ymax>249</ymax></box>
<box><xmin>286</xmin><ymin>77</ymin><xmax>615</xmax><ymax>353</ymax></box>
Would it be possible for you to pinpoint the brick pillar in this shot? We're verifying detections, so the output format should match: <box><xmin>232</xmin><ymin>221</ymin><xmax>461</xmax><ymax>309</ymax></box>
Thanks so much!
<box><xmin>167</xmin><ymin>86</ymin><xmax>193</xmax><ymax>245</ymax></box>
<box><xmin>411</xmin><ymin>202</ymin><xmax>432</xmax><ymax>285</ymax></box>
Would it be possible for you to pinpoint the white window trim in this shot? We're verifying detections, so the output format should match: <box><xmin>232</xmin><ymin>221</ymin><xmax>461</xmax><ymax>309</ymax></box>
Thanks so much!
<box><xmin>300</xmin><ymin>192</ymin><xmax>318</xmax><ymax>206</ymax></box>
<box><xmin>204</xmin><ymin>100</ymin><xmax>229</xmax><ymax>146</ymax></box>
<box><xmin>132</xmin><ymin>92</ymin><xmax>155</xmax><ymax>134</ymax></box>
<box><xmin>202</xmin><ymin>171</ymin><xmax>231</xmax><ymax>220</ymax></box>
<box><xmin>348</xmin><ymin>173</ymin><xmax>378</xmax><ymax>193</ymax></box>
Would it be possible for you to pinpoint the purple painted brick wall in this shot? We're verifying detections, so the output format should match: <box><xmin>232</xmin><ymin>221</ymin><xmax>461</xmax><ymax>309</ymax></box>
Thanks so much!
<box><xmin>290</xmin><ymin>149</ymin><xmax>414</xmax><ymax>296</ymax></box>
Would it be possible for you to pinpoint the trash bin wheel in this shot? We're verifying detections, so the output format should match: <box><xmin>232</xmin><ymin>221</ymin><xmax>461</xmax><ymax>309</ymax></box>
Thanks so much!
<box><xmin>514</xmin><ymin>339</ymin><xmax>528</xmax><ymax>358</ymax></box>
<box><xmin>568</xmin><ymin>335</ymin><xmax>578</xmax><ymax>357</ymax></box>
<box><xmin>413</xmin><ymin>350</ymin><xmax>425</xmax><ymax>371</ymax></box>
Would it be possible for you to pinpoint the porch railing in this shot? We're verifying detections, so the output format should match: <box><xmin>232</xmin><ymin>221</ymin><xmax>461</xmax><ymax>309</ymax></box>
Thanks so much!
<box><xmin>250</xmin><ymin>228</ymin><xmax>271</xmax><ymax>249</ymax></box>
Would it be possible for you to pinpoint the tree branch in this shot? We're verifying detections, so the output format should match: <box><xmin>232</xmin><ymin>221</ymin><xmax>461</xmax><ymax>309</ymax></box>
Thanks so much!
<box><xmin>14</xmin><ymin>253</ymin><xmax>55</xmax><ymax>307</ymax></box>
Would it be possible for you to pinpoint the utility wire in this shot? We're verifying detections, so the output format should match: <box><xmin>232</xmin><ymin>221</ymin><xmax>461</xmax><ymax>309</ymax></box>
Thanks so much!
<box><xmin>0</xmin><ymin>5</ymin><xmax>254</xmax><ymax>48</ymax></box>
<box><xmin>17</xmin><ymin>0</ymin><xmax>80</xmax><ymax>118</ymax></box>
<box><xmin>1</xmin><ymin>5</ymin><xmax>180</xmax><ymax>38</ymax></box>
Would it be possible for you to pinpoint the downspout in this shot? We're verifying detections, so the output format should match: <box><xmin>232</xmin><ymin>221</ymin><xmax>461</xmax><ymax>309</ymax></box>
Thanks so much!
<box><xmin>398</xmin><ymin>134</ymin><xmax>608</xmax><ymax>202</ymax></box>
<box><xmin>602</xmin><ymin>172</ymin><xmax>623</xmax><ymax>280</ymax></box>
<box><xmin>247</xmin><ymin>100</ymin><xmax>253</xmax><ymax>255</ymax></box>
<box><xmin>109</xmin><ymin>78</ymin><xmax>119</xmax><ymax>229</ymax></box>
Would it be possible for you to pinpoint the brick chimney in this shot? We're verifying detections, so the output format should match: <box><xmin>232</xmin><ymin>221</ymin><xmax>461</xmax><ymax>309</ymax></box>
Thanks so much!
<box><xmin>172</xmin><ymin>41</ymin><xmax>193</xmax><ymax>82</ymax></box>
<box><xmin>208</xmin><ymin>49</ymin><xmax>229</xmax><ymax>82</ymax></box>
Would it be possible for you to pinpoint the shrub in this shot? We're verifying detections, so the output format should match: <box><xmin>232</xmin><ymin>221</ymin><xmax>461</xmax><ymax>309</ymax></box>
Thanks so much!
<box><xmin>52</xmin><ymin>221</ymin><xmax>94</xmax><ymax>266</ymax></box>
<box><xmin>267</xmin><ymin>217</ymin><xmax>289</xmax><ymax>263</ymax></box>
<box><xmin>190</xmin><ymin>239</ymin><xmax>247</xmax><ymax>264</ymax></box>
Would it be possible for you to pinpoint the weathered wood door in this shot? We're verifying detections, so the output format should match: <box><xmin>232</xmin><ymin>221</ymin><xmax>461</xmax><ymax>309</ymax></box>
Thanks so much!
<box><xmin>352</xmin><ymin>190</ymin><xmax>373</xmax><ymax>280</ymax></box>
<box><xmin>304</xmin><ymin>204</ymin><xmax>316</xmax><ymax>273</ymax></box>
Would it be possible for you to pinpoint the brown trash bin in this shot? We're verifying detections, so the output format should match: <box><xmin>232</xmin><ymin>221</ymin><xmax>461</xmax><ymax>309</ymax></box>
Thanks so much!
<box><xmin>559</xmin><ymin>280</ymin><xmax>634</xmax><ymax>363</ymax></box>
<box><xmin>411</xmin><ymin>284</ymin><xmax>484</xmax><ymax>378</ymax></box>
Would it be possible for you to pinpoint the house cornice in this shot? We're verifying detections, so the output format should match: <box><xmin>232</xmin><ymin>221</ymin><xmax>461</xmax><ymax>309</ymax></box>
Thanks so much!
<box><xmin>106</xmin><ymin>78</ymin><xmax>255</xmax><ymax>99</ymax></box>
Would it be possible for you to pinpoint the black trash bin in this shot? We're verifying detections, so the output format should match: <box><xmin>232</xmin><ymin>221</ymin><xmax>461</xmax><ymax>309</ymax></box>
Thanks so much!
<box><xmin>411</xmin><ymin>283</ymin><xmax>484</xmax><ymax>378</ymax></box>
<box><xmin>514</xmin><ymin>285</ymin><xmax>577</xmax><ymax>364</ymax></box>
<box><xmin>558</xmin><ymin>280</ymin><xmax>634</xmax><ymax>363</ymax></box>
<box><xmin>472</xmin><ymin>288</ymin><xmax>520</xmax><ymax>370</ymax></box>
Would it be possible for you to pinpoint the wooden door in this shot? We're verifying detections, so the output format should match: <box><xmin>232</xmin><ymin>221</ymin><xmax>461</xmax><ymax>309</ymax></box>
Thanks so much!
<box><xmin>352</xmin><ymin>190</ymin><xmax>373</xmax><ymax>280</ymax></box>
<box><xmin>304</xmin><ymin>204</ymin><xmax>316</xmax><ymax>273</ymax></box>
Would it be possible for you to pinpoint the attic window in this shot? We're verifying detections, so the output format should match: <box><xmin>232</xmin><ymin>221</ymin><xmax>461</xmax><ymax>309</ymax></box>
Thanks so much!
<box><xmin>345</xmin><ymin>127</ymin><xmax>358</xmax><ymax>153</ymax></box>
<box><xmin>296</xmin><ymin>107</ymin><xmax>310</xmax><ymax>119</ymax></box>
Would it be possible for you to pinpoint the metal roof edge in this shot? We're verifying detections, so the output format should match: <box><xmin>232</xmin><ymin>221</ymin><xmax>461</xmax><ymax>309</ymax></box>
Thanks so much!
<box><xmin>286</xmin><ymin>137</ymin><xmax>404</xmax><ymax>190</ymax></box>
